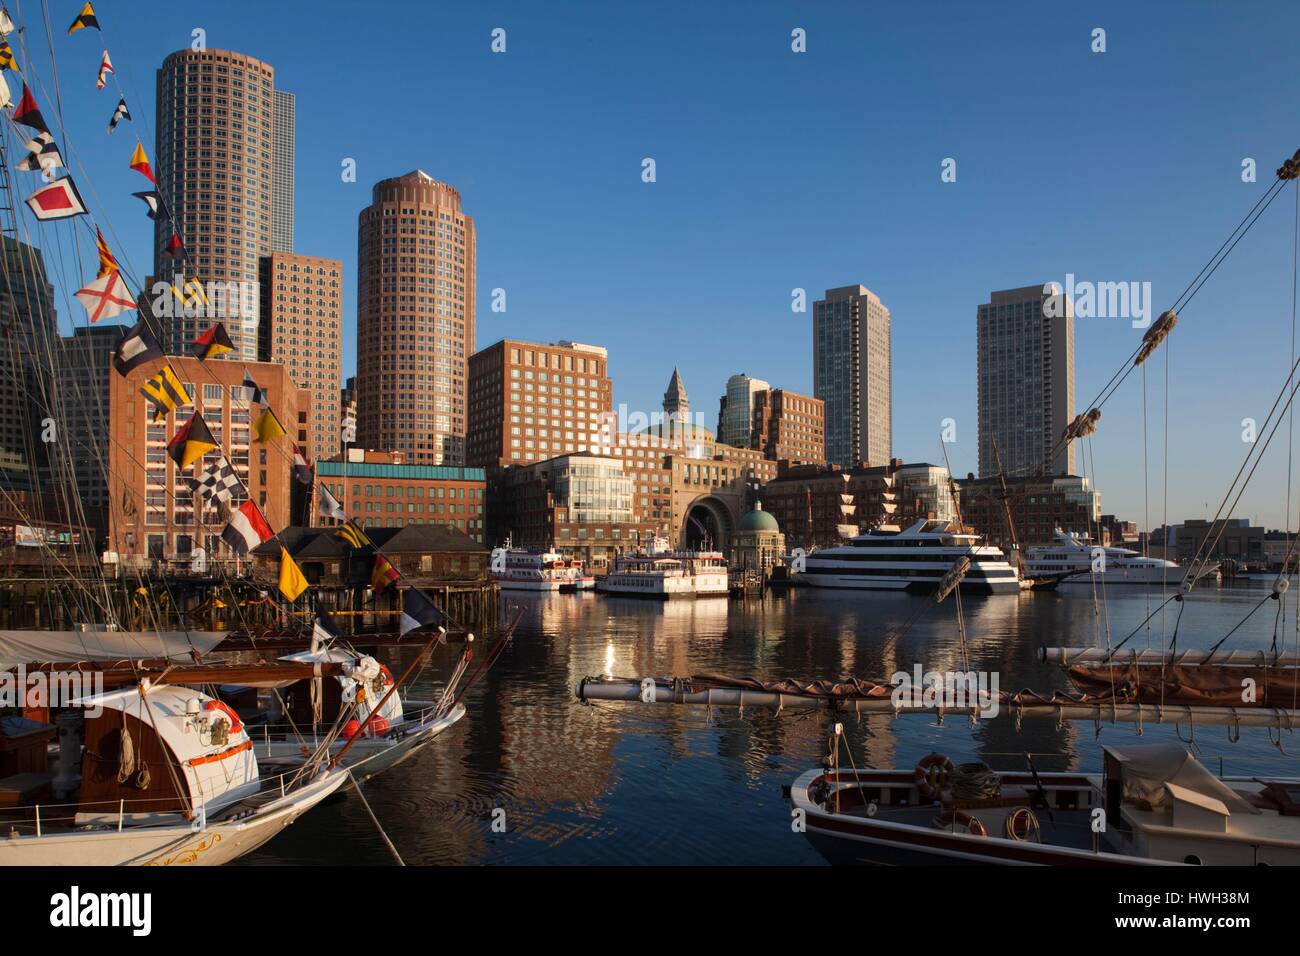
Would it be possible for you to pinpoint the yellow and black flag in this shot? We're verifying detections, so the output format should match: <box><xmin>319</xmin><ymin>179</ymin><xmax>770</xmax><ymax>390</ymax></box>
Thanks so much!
<box><xmin>0</xmin><ymin>40</ymin><xmax>16</xmax><ymax>71</ymax></box>
<box><xmin>67</xmin><ymin>2</ymin><xmax>98</xmax><ymax>35</ymax></box>
<box><xmin>193</xmin><ymin>322</ymin><xmax>233</xmax><ymax>360</ymax></box>
<box><xmin>167</xmin><ymin>412</ymin><xmax>218</xmax><ymax>470</ymax></box>
<box><xmin>140</xmin><ymin>364</ymin><xmax>190</xmax><ymax>421</ymax></box>
<box><xmin>252</xmin><ymin>408</ymin><xmax>286</xmax><ymax>443</ymax></box>
<box><xmin>334</xmin><ymin>522</ymin><xmax>372</xmax><ymax>550</ymax></box>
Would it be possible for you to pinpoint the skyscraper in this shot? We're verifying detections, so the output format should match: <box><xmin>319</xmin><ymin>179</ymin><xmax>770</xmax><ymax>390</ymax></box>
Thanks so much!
<box><xmin>271</xmin><ymin>91</ymin><xmax>295</xmax><ymax>253</ymax></box>
<box><xmin>977</xmin><ymin>284</ymin><xmax>1075</xmax><ymax>477</ymax></box>
<box><xmin>813</xmin><ymin>285</ymin><xmax>892</xmax><ymax>468</ymax></box>
<box><xmin>0</xmin><ymin>236</ymin><xmax>57</xmax><ymax>484</ymax></box>
<box><xmin>154</xmin><ymin>48</ymin><xmax>290</xmax><ymax>360</ymax></box>
<box><xmin>259</xmin><ymin>252</ymin><xmax>343</xmax><ymax>461</ymax></box>
<box><xmin>717</xmin><ymin>373</ymin><xmax>769</xmax><ymax>448</ymax></box>
<box><xmin>356</xmin><ymin>170</ymin><xmax>476</xmax><ymax>465</ymax></box>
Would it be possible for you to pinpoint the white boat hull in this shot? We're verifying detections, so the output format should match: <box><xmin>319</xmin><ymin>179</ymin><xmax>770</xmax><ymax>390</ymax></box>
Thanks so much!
<box><xmin>0</xmin><ymin>767</ymin><xmax>347</xmax><ymax>866</ymax></box>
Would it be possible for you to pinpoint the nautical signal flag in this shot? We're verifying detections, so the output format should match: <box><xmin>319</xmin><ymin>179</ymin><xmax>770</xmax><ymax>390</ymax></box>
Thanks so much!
<box><xmin>319</xmin><ymin>484</ymin><xmax>347</xmax><ymax>523</ymax></box>
<box><xmin>291</xmin><ymin>443</ymin><xmax>313</xmax><ymax>484</ymax></box>
<box><xmin>16</xmin><ymin>132</ymin><xmax>63</xmax><ymax>174</ymax></box>
<box><xmin>0</xmin><ymin>41</ymin><xmax>13</xmax><ymax>71</ymax></box>
<box><xmin>67</xmin><ymin>2</ymin><xmax>99</xmax><ymax>35</ymax></box>
<box><xmin>335</xmin><ymin>522</ymin><xmax>372</xmax><ymax>550</ymax></box>
<box><xmin>399</xmin><ymin>587</ymin><xmax>446</xmax><ymax>637</ymax></box>
<box><xmin>13</xmin><ymin>84</ymin><xmax>48</xmax><ymax>133</ymax></box>
<box><xmin>128</xmin><ymin>142</ymin><xmax>155</xmax><ymax>183</ymax></box>
<box><xmin>111</xmin><ymin>318</ymin><xmax>163</xmax><ymax>377</ymax></box>
<box><xmin>167</xmin><ymin>412</ymin><xmax>218</xmax><ymax>470</ymax></box>
<box><xmin>252</xmin><ymin>408</ymin><xmax>286</xmax><ymax>443</ymax></box>
<box><xmin>162</xmin><ymin>233</ymin><xmax>185</xmax><ymax>260</ymax></box>
<box><xmin>109</xmin><ymin>97</ymin><xmax>131</xmax><ymax>133</ymax></box>
<box><xmin>25</xmin><ymin>176</ymin><xmax>86</xmax><ymax>221</ymax></box>
<box><xmin>193</xmin><ymin>322</ymin><xmax>234</xmax><ymax>360</ymax></box>
<box><xmin>242</xmin><ymin>368</ymin><xmax>268</xmax><ymax>404</ymax></box>
<box><xmin>371</xmin><ymin>554</ymin><xmax>400</xmax><ymax>595</ymax></box>
<box><xmin>222</xmin><ymin>500</ymin><xmax>273</xmax><ymax>556</ymax></box>
<box><xmin>94</xmin><ymin>228</ymin><xmax>117</xmax><ymax>276</ymax></box>
<box><xmin>278</xmin><ymin>547</ymin><xmax>309</xmax><ymax>602</ymax></box>
<box><xmin>140</xmin><ymin>364</ymin><xmax>190</xmax><ymax>421</ymax></box>
<box><xmin>131</xmin><ymin>190</ymin><xmax>161</xmax><ymax>219</ymax></box>
<box><xmin>96</xmin><ymin>50</ymin><xmax>113</xmax><ymax>89</ymax></box>
<box><xmin>75</xmin><ymin>270</ymin><xmax>134</xmax><ymax>322</ymax></box>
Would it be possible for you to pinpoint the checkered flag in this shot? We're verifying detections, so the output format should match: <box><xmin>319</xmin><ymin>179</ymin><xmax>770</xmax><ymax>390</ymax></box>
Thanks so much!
<box><xmin>191</xmin><ymin>455</ymin><xmax>242</xmax><ymax>505</ymax></box>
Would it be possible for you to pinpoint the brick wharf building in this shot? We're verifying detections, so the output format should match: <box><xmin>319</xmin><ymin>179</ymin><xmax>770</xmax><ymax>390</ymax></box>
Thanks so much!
<box><xmin>467</xmin><ymin>339</ymin><xmax>613</xmax><ymax>469</ymax></box>
<box><xmin>954</xmin><ymin>473</ymin><xmax>1101</xmax><ymax>550</ymax></box>
<box><xmin>751</xmin><ymin>388</ymin><xmax>825</xmax><ymax>465</ymax></box>
<box><xmin>108</xmin><ymin>356</ymin><xmax>306</xmax><ymax>565</ymax></box>
<box><xmin>315</xmin><ymin>450</ymin><xmax>486</xmax><ymax>543</ymax></box>
<box><xmin>356</xmin><ymin>170</ymin><xmax>475</xmax><ymax>466</ymax></box>
<box><xmin>259</xmin><ymin>252</ymin><xmax>343</xmax><ymax>461</ymax></box>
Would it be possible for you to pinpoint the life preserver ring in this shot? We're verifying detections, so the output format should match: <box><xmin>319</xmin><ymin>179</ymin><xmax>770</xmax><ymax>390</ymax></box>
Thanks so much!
<box><xmin>205</xmin><ymin>700</ymin><xmax>243</xmax><ymax>735</ymax></box>
<box><xmin>931</xmin><ymin>810</ymin><xmax>988</xmax><ymax>837</ymax></box>
<box><xmin>914</xmin><ymin>753</ymin><xmax>955</xmax><ymax>803</ymax></box>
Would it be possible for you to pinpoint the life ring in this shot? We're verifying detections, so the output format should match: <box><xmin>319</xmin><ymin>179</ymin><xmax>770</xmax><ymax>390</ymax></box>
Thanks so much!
<box><xmin>914</xmin><ymin>753</ymin><xmax>956</xmax><ymax>803</ymax></box>
<box><xmin>931</xmin><ymin>810</ymin><xmax>988</xmax><ymax>837</ymax></box>
<box><xmin>205</xmin><ymin>700</ymin><xmax>243</xmax><ymax>735</ymax></box>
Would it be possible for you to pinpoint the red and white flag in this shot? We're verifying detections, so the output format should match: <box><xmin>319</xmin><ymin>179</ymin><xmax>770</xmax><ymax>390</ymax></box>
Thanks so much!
<box><xmin>96</xmin><ymin>50</ymin><xmax>114</xmax><ymax>90</ymax></box>
<box><xmin>222</xmin><ymin>500</ymin><xmax>273</xmax><ymax>556</ymax></box>
<box><xmin>75</xmin><ymin>270</ymin><xmax>134</xmax><ymax>322</ymax></box>
<box><xmin>25</xmin><ymin>176</ymin><xmax>87</xmax><ymax>220</ymax></box>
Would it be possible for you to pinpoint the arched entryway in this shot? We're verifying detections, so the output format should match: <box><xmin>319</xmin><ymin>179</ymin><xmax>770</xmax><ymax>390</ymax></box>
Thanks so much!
<box><xmin>683</xmin><ymin>496</ymin><xmax>734</xmax><ymax>551</ymax></box>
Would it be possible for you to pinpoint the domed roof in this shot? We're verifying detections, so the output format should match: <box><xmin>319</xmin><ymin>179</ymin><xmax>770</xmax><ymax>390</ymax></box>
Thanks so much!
<box><xmin>739</xmin><ymin>503</ymin><xmax>779</xmax><ymax>533</ymax></box>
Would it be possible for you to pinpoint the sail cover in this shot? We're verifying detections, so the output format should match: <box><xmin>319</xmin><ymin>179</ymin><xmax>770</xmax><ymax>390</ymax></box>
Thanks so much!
<box><xmin>1106</xmin><ymin>744</ymin><xmax>1259</xmax><ymax>816</ymax></box>
<box><xmin>0</xmin><ymin>630</ymin><xmax>227</xmax><ymax>669</ymax></box>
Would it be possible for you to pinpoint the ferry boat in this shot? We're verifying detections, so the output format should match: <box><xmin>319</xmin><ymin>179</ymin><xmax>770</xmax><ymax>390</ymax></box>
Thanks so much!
<box><xmin>491</xmin><ymin>548</ymin><xmax>578</xmax><ymax>591</ymax></box>
<box><xmin>786</xmin><ymin>519</ymin><xmax>1019</xmax><ymax>594</ymax></box>
<box><xmin>1025</xmin><ymin>529</ymin><xmax>1217</xmax><ymax>585</ymax></box>
<box><xmin>598</xmin><ymin>538</ymin><xmax>730</xmax><ymax>598</ymax></box>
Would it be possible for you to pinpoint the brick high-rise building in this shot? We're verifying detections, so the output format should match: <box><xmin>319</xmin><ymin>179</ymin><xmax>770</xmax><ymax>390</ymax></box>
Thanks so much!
<box><xmin>356</xmin><ymin>170</ymin><xmax>476</xmax><ymax>465</ymax></box>
<box><xmin>813</xmin><ymin>285</ymin><xmax>892</xmax><ymax>468</ymax></box>
<box><xmin>108</xmin><ymin>357</ymin><xmax>305</xmax><ymax>564</ymax></box>
<box><xmin>467</xmin><ymin>339</ymin><xmax>612</xmax><ymax>468</ymax></box>
<box><xmin>260</xmin><ymin>252</ymin><xmax>343</xmax><ymax>461</ymax></box>
<box><xmin>155</xmin><ymin>48</ymin><xmax>289</xmax><ymax>360</ymax></box>
<box><xmin>751</xmin><ymin>388</ymin><xmax>824</xmax><ymax>464</ymax></box>
<box><xmin>977</xmin><ymin>284</ymin><xmax>1075</xmax><ymax>477</ymax></box>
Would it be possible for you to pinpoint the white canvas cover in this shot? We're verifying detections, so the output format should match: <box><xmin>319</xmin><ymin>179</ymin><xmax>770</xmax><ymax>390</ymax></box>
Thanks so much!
<box><xmin>1107</xmin><ymin>743</ymin><xmax>1259</xmax><ymax>816</ymax></box>
<box><xmin>0</xmin><ymin>630</ymin><xmax>227</xmax><ymax>670</ymax></box>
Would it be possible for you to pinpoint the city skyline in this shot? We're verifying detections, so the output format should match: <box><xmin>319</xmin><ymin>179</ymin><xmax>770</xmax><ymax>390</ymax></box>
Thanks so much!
<box><xmin>26</xmin><ymin>1</ymin><xmax>1300</xmax><ymax>529</ymax></box>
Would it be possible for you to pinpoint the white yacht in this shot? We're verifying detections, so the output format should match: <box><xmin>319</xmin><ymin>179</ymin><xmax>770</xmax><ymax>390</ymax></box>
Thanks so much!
<box><xmin>787</xmin><ymin>519</ymin><xmax>1019</xmax><ymax>595</ymax></box>
<box><xmin>491</xmin><ymin>548</ymin><xmax>578</xmax><ymax>591</ymax></box>
<box><xmin>1025</xmin><ymin>529</ymin><xmax>1213</xmax><ymax>585</ymax></box>
<box><xmin>598</xmin><ymin>538</ymin><xmax>730</xmax><ymax>598</ymax></box>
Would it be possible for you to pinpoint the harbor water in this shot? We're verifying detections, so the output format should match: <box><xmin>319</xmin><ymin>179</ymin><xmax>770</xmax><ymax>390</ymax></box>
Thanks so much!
<box><xmin>244</xmin><ymin>583</ymin><xmax>1300</xmax><ymax>865</ymax></box>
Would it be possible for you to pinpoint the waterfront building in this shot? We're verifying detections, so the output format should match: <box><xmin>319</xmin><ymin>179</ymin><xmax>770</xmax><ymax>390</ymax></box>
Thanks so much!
<box><xmin>155</xmin><ymin>48</ymin><xmax>288</xmax><ymax>360</ymax></box>
<box><xmin>717</xmin><ymin>373</ymin><xmax>769</xmax><ymax>448</ymax></box>
<box><xmin>751</xmin><ymin>387</ymin><xmax>825</xmax><ymax>465</ymax></box>
<box><xmin>315</xmin><ymin>449</ymin><xmax>485</xmax><ymax>543</ymax></box>
<box><xmin>356</xmin><ymin>170</ymin><xmax>475</xmax><ymax>465</ymax></box>
<box><xmin>1176</xmin><ymin>518</ymin><xmax>1264</xmax><ymax>566</ymax></box>
<box><xmin>107</xmin><ymin>356</ymin><xmax>306</xmax><ymax>565</ymax></box>
<box><xmin>54</xmin><ymin>325</ymin><xmax>122</xmax><ymax>537</ymax></box>
<box><xmin>955</xmin><ymin>473</ymin><xmax>1100</xmax><ymax>550</ymax></box>
<box><xmin>813</xmin><ymin>285</ymin><xmax>892</xmax><ymax>467</ymax></box>
<box><xmin>977</xmin><ymin>284</ymin><xmax>1075</xmax><ymax>477</ymax></box>
<box><xmin>496</xmin><ymin>453</ymin><xmax>655</xmax><ymax>569</ymax></box>
<box><xmin>259</xmin><ymin>252</ymin><xmax>343</xmax><ymax>461</ymax></box>
<box><xmin>731</xmin><ymin>503</ymin><xmax>786</xmax><ymax>575</ymax></box>
<box><xmin>467</xmin><ymin>339</ymin><xmax>612</xmax><ymax>468</ymax></box>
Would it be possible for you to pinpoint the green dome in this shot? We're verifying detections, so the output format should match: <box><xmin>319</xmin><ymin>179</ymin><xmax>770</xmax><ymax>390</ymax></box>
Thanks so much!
<box><xmin>739</xmin><ymin>506</ymin><xmax>779</xmax><ymax>533</ymax></box>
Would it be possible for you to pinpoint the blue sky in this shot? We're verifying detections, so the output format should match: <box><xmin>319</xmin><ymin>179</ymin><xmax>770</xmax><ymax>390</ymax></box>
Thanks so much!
<box><xmin>20</xmin><ymin>0</ymin><xmax>1300</xmax><ymax>529</ymax></box>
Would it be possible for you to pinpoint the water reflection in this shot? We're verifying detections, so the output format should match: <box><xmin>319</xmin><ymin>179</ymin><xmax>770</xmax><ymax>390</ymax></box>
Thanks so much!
<box><xmin>243</xmin><ymin>585</ymin><xmax>1300</xmax><ymax>865</ymax></box>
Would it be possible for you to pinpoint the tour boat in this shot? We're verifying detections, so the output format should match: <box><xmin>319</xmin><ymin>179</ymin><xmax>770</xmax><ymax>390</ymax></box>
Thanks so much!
<box><xmin>790</xmin><ymin>744</ymin><xmax>1300</xmax><ymax>866</ymax></box>
<box><xmin>787</xmin><ymin>519</ymin><xmax>1019</xmax><ymax>594</ymax></box>
<box><xmin>1025</xmin><ymin>530</ymin><xmax>1218</xmax><ymax>585</ymax></box>
<box><xmin>598</xmin><ymin>540</ymin><xmax>729</xmax><ymax>599</ymax></box>
<box><xmin>491</xmin><ymin>548</ymin><xmax>576</xmax><ymax>591</ymax></box>
<box><xmin>0</xmin><ymin>682</ymin><xmax>347</xmax><ymax>866</ymax></box>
